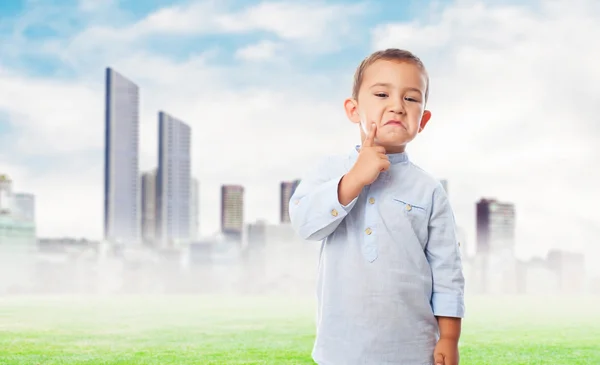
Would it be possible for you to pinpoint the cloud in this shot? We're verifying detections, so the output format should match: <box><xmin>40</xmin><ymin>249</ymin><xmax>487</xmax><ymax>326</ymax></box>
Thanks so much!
<box><xmin>18</xmin><ymin>1</ymin><xmax>366</xmax><ymax>83</ymax></box>
<box><xmin>235</xmin><ymin>40</ymin><xmax>283</xmax><ymax>62</ymax></box>
<box><xmin>60</xmin><ymin>1</ymin><xmax>365</xmax><ymax>51</ymax></box>
<box><xmin>371</xmin><ymin>0</ymin><xmax>600</xmax><ymax>261</ymax></box>
<box><xmin>0</xmin><ymin>70</ymin><xmax>101</xmax><ymax>154</ymax></box>
<box><xmin>216</xmin><ymin>1</ymin><xmax>365</xmax><ymax>41</ymax></box>
<box><xmin>124</xmin><ymin>1</ymin><xmax>221</xmax><ymax>37</ymax></box>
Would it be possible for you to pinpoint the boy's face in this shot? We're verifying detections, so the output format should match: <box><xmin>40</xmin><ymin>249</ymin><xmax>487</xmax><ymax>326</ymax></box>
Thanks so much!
<box><xmin>344</xmin><ymin>59</ymin><xmax>431</xmax><ymax>153</ymax></box>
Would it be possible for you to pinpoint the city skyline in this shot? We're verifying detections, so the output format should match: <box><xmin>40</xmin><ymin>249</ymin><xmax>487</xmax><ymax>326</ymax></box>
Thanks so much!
<box><xmin>0</xmin><ymin>0</ymin><xmax>598</xmax><ymax>264</ymax></box>
<box><xmin>99</xmin><ymin>64</ymin><xmax>518</xmax><ymax>257</ymax></box>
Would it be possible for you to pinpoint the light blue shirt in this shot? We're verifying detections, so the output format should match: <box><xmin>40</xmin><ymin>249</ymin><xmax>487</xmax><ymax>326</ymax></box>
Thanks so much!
<box><xmin>289</xmin><ymin>146</ymin><xmax>465</xmax><ymax>365</ymax></box>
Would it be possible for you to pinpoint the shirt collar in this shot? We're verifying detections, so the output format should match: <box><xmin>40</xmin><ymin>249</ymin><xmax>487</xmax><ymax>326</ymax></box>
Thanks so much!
<box><xmin>352</xmin><ymin>145</ymin><xmax>409</xmax><ymax>164</ymax></box>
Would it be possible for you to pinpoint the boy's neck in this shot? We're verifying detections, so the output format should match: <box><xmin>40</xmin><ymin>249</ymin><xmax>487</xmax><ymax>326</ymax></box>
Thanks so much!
<box><xmin>358</xmin><ymin>143</ymin><xmax>406</xmax><ymax>154</ymax></box>
<box><xmin>354</xmin><ymin>145</ymin><xmax>409</xmax><ymax>164</ymax></box>
<box><xmin>384</xmin><ymin>145</ymin><xmax>406</xmax><ymax>154</ymax></box>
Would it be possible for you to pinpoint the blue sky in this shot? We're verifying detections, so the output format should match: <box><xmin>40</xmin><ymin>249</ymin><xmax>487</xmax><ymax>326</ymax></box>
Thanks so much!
<box><xmin>0</xmin><ymin>0</ymin><xmax>434</xmax><ymax>89</ymax></box>
<box><xmin>0</xmin><ymin>0</ymin><xmax>599</xmax><ymax>267</ymax></box>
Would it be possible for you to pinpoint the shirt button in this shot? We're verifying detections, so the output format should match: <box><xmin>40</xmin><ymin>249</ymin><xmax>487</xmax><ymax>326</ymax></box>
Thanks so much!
<box><xmin>406</xmin><ymin>204</ymin><xmax>412</xmax><ymax>211</ymax></box>
<box><xmin>331</xmin><ymin>209</ymin><xmax>338</xmax><ymax>217</ymax></box>
<box><xmin>294</xmin><ymin>199</ymin><xmax>300</xmax><ymax>205</ymax></box>
<box><xmin>365</xmin><ymin>227</ymin><xmax>372</xmax><ymax>235</ymax></box>
<box><xmin>368</xmin><ymin>197</ymin><xmax>375</xmax><ymax>204</ymax></box>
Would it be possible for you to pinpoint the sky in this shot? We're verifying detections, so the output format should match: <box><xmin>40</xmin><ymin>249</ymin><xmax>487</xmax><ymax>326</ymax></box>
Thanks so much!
<box><xmin>0</xmin><ymin>0</ymin><xmax>599</xmax><ymax>263</ymax></box>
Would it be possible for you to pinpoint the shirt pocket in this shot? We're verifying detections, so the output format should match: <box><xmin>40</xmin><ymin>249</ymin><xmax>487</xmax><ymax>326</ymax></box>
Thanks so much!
<box><xmin>391</xmin><ymin>197</ymin><xmax>429</xmax><ymax>248</ymax></box>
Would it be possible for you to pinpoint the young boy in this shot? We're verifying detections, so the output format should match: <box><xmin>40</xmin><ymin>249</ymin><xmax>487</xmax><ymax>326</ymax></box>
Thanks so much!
<box><xmin>288</xmin><ymin>49</ymin><xmax>465</xmax><ymax>365</ymax></box>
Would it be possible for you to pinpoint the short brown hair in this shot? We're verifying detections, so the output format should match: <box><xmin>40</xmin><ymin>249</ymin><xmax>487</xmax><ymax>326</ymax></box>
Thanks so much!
<box><xmin>352</xmin><ymin>48</ymin><xmax>429</xmax><ymax>103</ymax></box>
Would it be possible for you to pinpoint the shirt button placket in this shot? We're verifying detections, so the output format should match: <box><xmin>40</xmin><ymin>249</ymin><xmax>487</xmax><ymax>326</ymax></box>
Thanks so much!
<box><xmin>363</xmin><ymin>192</ymin><xmax>378</xmax><ymax>261</ymax></box>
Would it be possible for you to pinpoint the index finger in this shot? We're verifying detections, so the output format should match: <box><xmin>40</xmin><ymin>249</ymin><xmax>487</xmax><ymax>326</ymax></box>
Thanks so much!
<box><xmin>363</xmin><ymin>123</ymin><xmax>376</xmax><ymax>147</ymax></box>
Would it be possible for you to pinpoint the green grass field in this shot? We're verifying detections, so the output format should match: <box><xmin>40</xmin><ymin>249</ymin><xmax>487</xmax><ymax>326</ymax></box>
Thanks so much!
<box><xmin>0</xmin><ymin>294</ymin><xmax>598</xmax><ymax>364</ymax></box>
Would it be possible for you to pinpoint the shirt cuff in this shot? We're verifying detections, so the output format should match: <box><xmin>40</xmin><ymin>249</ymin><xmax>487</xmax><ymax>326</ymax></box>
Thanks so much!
<box><xmin>431</xmin><ymin>292</ymin><xmax>465</xmax><ymax>318</ymax></box>
<box><xmin>335</xmin><ymin>174</ymin><xmax>358</xmax><ymax>211</ymax></box>
<box><xmin>304</xmin><ymin>174</ymin><xmax>357</xmax><ymax>226</ymax></box>
<box><xmin>291</xmin><ymin>174</ymin><xmax>360</xmax><ymax>241</ymax></box>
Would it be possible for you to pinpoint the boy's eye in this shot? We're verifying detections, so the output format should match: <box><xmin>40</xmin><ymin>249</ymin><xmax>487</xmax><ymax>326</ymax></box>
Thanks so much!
<box><xmin>404</xmin><ymin>97</ymin><xmax>420</xmax><ymax>103</ymax></box>
<box><xmin>375</xmin><ymin>93</ymin><xmax>388</xmax><ymax>98</ymax></box>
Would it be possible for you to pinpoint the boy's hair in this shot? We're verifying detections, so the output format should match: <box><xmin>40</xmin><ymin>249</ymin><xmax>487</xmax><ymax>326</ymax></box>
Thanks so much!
<box><xmin>352</xmin><ymin>48</ymin><xmax>429</xmax><ymax>103</ymax></box>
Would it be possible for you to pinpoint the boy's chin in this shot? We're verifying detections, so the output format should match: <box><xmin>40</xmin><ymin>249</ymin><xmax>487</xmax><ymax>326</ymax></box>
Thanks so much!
<box><xmin>378</xmin><ymin>136</ymin><xmax>413</xmax><ymax>148</ymax></box>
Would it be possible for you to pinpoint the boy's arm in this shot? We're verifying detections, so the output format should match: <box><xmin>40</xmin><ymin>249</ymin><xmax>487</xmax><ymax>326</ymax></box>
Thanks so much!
<box><xmin>425</xmin><ymin>184</ymin><xmax>465</xmax><ymax>338</ymax></box>
<box><xmin>437</xmin><ymin>316</ymin><xmax>461</xmax><ymax>341</ymax></box>
<box><xmin>289</xmin><ymin>157</ymin><xmax>361</xmax><ymax>241</ymax></box>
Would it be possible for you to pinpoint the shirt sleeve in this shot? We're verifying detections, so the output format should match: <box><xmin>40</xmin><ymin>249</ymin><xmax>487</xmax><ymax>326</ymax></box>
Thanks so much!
<box><xmin>289</xmin><ymin>156</ymin><xmax>358</xmax><ymax>241</ymax></box>
<box><xmin>425</xmin><ymin>184</ymin><xmax>465</xmax><ymax>318</ymax></box>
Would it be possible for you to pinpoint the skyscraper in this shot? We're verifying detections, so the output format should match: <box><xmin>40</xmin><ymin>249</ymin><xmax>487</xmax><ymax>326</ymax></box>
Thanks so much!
<box><xmin>221</xmin><ymin>185</ymin><xmax>244</xmax><ymax>240</ymax></box>
<box><xmin>476</xmin><ymin>198</ymin><xmax>516</xmax><ymax>254</ymax></box>
<box><xmin>280</xmin><ymin>180</ymin><xmax>300</xmax><ymax>223</ymax></box>
<box><xmin>103</xmin><ymin>68</ymin><xmax>140</xmax><ymax>244</ymax></box>
<box><xmin>156</xmin><ymin>111</ymin><xmax>192</xmax><ymax>245</ymax></box>
<box><xmin>476</xmin><ymin>198</ymin><xmax>517</xmax><ymax>294</ymax></box>
<box><xmin>141</xmin><ymin>169</ymin><xmax>157</xmax><ymax>244</ymax></box>
<box><xmin>190</xmin><ymin>177</ymin><xmax>199</xmax><ymax>240</ymax></box>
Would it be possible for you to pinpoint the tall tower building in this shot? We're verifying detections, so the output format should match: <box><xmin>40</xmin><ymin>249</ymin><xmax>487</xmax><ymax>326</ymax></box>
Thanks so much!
<box><xmin>156</xmin><ymin>111</ymin><xmax>192</xmax><ymax>245</ymax></box>
<box><xmin>280</xmin><ymin>180</ymin><xmax>300</xmax><ymax>223</ymax></box>
<box><xmin>475</xmin><ymin>198</ymin><xmax>517</xmax><ymax>294</ymax></box>
<box><xmin>476</xmin><ymin>198</ymin><xmax>516</xmax><ymax>254</ymax></box>
<box><xmin>190</xmin><ymin>177</ymin><xmax>199</xmax><ymax>240</ymax></box>
<box><xmin>103</xmin><ymin>68</ymin><xmax>140</xmax><ymax>244</ymax></box>
<box><xmin>141</xmin><ymin>169</ymin><xmax>157</xmax><ymax>244</ymax></box>
<box><xmin>221</xmin><ymin>185</ymin><xmax>244</xmax><ymax>241</ymax></box>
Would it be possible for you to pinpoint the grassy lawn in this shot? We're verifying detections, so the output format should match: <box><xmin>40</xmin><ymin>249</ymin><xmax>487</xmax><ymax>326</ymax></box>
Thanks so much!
<box><xmin>0</xmin><ymin>295</ymin><xmax>598</xmax><ymax>364</ymax></box>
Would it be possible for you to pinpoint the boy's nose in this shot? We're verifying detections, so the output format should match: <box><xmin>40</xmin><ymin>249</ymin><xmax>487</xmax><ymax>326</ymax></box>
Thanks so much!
<box><xmin>389</xmin><ymin>101</ymin><xmax>405</xmax><ymax>114</ymax></box>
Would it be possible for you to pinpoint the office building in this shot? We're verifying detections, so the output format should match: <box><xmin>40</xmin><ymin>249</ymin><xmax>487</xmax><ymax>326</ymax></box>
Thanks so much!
<box><xmin>0</xmin><ymin>214</ymin><xmax>37</xmax><ymax>295</ymax></box>
<box><xmin>103</xmin><ymin>68</ymin><xmax>140</xmax><ymax>244</ymax></box>
<box><xmin>475</xmin><ymin>198</ymin><xmax>517</xmax><ymax>294</ymax></box>
<box><xmin>141</xmin><ymin>169</ymin><xmax>157</xmax><ymax>244</ymax></box>
<box><xmin>0</xmin><ymin>214</ymin><xmax>36</xmax><ymax>248</ymax></box>
<box><xmin>156</xmin><ymin>111</ymin><xmax>192</xmax><ymax>245</ymax></box>
<box><xmin>190</xmin><ymin>177</ymin><xmax>199</xmax><ymax>240</ymax></box>
<box><xmin>247</xmin><ymin>219</ymin><xmax>267</xmax><ymax>247</ymax></box>
<box><xmin>547</xmin><ymin>250</ymin><xmax>586</xmax><ymax>294</ymax></box>
<box><xmin>221</xmin><ymin>185</ymin><xmax>244</xmax><ymax>240</ymax></box>
<box><xmin>476</xmin><ymin>198</ymin><xmax>516</xmax><ymax>254</ymax></box>
<box><xmin>280</xmin><ymin>180</ymin><xmax>300</xmax><ymax>223</ymax></box>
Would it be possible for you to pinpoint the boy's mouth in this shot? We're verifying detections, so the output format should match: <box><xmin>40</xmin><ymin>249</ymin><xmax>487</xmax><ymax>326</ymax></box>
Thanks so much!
<box><xmin>384</xmin><ymin>120</ymin><xmax>406</xmax><ymax>129</ymax></box>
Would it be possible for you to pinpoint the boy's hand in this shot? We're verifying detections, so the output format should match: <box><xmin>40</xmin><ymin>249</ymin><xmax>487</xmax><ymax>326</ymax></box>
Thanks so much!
<box><xmin>433</xmin><ymin>338</ymin><xmax>459</xmax><ymax>365</ymax></box>
<box><xmin>348</xmin><ymin>123</ymin><xmax>390</xmax><ymax>186</ymax></box>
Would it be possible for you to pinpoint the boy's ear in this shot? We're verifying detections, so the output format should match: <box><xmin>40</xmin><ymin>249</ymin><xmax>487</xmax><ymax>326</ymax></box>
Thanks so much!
<box><xmin>418</xmin><ymin>110</ymin><xmax>432</xmax><ymax>133</ymax></box>
<box><xmin>344</xmin><ymin>98</ymin><xmax>360</xmax><ymax>124</ymax></box>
